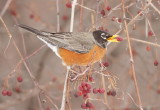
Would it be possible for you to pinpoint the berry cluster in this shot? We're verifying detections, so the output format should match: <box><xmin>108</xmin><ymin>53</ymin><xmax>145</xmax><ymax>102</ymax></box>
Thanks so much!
<box><xmin>75</xmin><ymin>81</ymin><xmax>107</xmax><ymax>109</ymax></box>
<box><xmin>75</xmin><ymin>82</ymin><xmax>91</xmax><ymax>99</ymax></box>
<box><xmin>2</xmin><ymin>90</ymin><xmax>12</xmax><ymax>96</ymax></box>
<box><xmin>81</xmin><ymin>102</ymin><xmax>94</xmax><ymax>109</ymax></box>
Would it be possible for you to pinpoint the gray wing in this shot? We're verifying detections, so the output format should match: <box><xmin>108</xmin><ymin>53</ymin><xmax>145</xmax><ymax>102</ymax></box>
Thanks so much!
<box><xmin>42</xmin><ymin>32</ymin><xmax>95</xmax><ymax>53</ymax></box>
<box><xmin>17</xmin><ymin>24</ymin><xmax>95</xmax><ymax>53</ymax></box>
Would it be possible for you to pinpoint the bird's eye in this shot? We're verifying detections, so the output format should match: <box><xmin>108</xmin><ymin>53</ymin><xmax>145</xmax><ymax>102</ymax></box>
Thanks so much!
<box><xmin>101</xmin><ymin>33</ymin><xmax>106</xmax><ymax>39</ymax></box>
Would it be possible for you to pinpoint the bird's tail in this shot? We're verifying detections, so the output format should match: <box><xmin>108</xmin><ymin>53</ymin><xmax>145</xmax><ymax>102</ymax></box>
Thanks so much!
<box><xmin>17</xmin><ymin>24</ymin><xmax>51</xmax><ymax>36</ymax></box>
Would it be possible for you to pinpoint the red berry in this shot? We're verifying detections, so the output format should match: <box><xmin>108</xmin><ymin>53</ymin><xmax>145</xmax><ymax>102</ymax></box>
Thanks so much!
<box><xmin>102</xmin><ymin>62</ymin><xmax>109</xmax><ymax>67</ymax></box>
<box><xmin>98</xmin><ymin>88</ymin><xmax>105</xmax><ymax>94</ymax></box>
<box><xmin>93</xmin><ymin>88</ymin><xmax>98</xmax><ymax>94</ymax></box>
<box><xmin>78</xmin><ymin>91</ymin><xmax>83</xmax><ymax>96</ymax></box>
<box><xmin>116</xmin><ymin>37</ymin><xmax>123</xmax><ymax>41</ymax></box>
<box><xmin>81</xmin><ymin>82</ymin><xmax>86</xmax><ymax>87</ymax></box>
<box><xmin>7</xmin><ymin>91</ymin><xmax>12</xmax><ymax>96</ymax></box>
<box><xmin>154</xmin><ymin>60</ymin><xmax>158</xmax><ymax>66</ymax></box>
<box><xmin>2</xmin><ymin>90</ymin><xmax>7</xmax><ymax>96</ymax></box>
<box><xmin>101</xmin><ymin>10</ymin><xmax>105</xmax><ymax>16</ymax></box>
<box><xmin>62</xmin><ymin>15</ymin><xmax>68</xmax><ymax>21</ymax></box>
<box><xmin>83</xmin><ymin>94</ymin><xmax>88</xmax><ymax>99</ymax></box>
<box><xmin>106</xmin><ymin>6</ymin><xmax>111</xmax><ymax>11</ymax></box>
<box><xmin>17</xmin><ymin>76</ymin><xmax>23</xmax><ymax>82</ymax></box>
<box><xmin>148</xmin><ymin>31</ymin><xmax>153</xmax><ymax>36</ymax></box>
<box><xmin>79</xmin><ymin>85</ymin><xmax>83</xmax><ymax>91</ymax></box>
<box><xmin>83</xmin><ymin>86</ymin><xmax>88</xmax><ymax>91</ymax></box>
<box><xmin>66</xmin><ymin>1</ymin><xmax>72</xmax><ymax>8</ymax></box>
<box><xmin>81</xmin><ymin>103</ymin><xmax>87</xmax><ymax>109</ymax></box>
<box><xmin>86</xmin><ymin>84</ymin><xmax>91</xmax><ymax>90</ymax></box>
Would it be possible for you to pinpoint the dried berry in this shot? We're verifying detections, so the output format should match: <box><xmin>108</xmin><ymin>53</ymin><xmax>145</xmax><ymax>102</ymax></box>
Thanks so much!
<box><xmin>107</xmin><ymin>91</ymin><xmax>111</xmax><ymax>95</ymax></box>
<box><xmin>110</xmin><ymin>90</ymin><xmax>116</xmax><ymax>96</ymax></box>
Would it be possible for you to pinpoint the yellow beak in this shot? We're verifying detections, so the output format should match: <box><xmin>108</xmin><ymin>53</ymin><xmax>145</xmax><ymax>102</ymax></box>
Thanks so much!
<box><xmin>107</xmin><ymin>35</ymin><xmax>120</xmax><ymax>42</ymax></box>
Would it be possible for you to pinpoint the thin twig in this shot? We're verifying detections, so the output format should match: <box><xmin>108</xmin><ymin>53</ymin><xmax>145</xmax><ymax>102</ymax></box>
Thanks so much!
<box><xmin>0</xmin><ymin>17</ymin><xmax>57</xmax><ymax>110</ymax></box>
<box><xmin>56</xmin><ymin>0</ymin><xmax>60</xmax><ymax>32</ymax></box>
<box><xmin>121</xmin><ymin>1</ymin><xmax>143</xmax><ymax>110</ymax></box>
<box><xmin>0</xmin><ymin>0</ymin><xmax>12</xmax><ymax>17</ymax></box>
<box><xmin>60</xmin><ymin>69</ymin><xmax>70</xmax><ymax>110</ymax></box>
<box><xmin>70</xmin><ymin>0</ymin><xmax>78</xmax><ymax>32</ymax></box>
<box><xmin>150</xmin><ymin>2</ymin><xmax>160</xmax><ymax>15</ymax></box>
<box><xmin>130</xmin><ymin>38</ymin><xmax>160</xmax><ymax>47</ymax></box>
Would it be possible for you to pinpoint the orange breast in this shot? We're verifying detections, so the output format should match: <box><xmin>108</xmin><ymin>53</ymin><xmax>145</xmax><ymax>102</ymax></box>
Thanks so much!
<box><xmin>58</xmin><ymin>45</ymin><xmax>106</xmax><ymax>66</ymax></box>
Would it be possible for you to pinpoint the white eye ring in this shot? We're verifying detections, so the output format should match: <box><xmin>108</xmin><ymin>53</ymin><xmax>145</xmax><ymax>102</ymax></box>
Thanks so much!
<box><xmin>101</xmin><ymin>33</ymin><xmax>105</xmax><ymax>36</ymax></box>
<box><xmin>101</xmin><ymin>33</ymin><xmax>106</xmax><ymax>39</ymax></box>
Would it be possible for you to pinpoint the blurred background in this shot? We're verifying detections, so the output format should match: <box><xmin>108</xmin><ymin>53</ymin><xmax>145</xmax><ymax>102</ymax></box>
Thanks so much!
<box><xmin>0</xmin><ymin>0</ymin><xmax>160</xmax><ymax>110</ymax></box>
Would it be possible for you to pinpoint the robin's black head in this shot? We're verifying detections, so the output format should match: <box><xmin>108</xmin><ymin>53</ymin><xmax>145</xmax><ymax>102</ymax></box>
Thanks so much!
<box><xmin>92</xmin><ymin>30</ymin><xmax>119</xmax><ymax>48</ymax></box>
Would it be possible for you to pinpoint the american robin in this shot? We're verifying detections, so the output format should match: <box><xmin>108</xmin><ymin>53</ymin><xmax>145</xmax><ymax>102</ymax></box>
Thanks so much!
<box><xmin>18</xmin><ymin>24</ymin><xmax>120</xmax><ymax>66</ymax></box>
